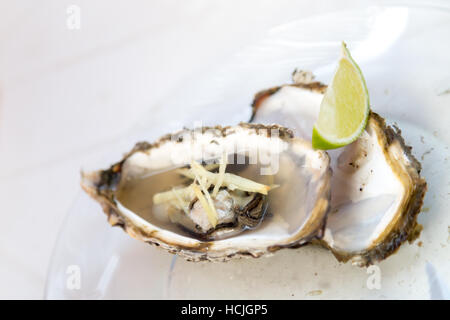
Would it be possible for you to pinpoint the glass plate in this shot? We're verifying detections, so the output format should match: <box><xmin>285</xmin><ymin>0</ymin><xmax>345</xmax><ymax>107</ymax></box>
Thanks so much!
<box><xmin>45</xmin><ymin>3</ymin><xmax>450</xmax><ymax>299</ymax></box>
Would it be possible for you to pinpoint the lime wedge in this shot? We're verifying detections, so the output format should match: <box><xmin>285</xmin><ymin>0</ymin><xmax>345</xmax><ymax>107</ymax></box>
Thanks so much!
<box><xmin>312</xmin><ymin>42</ymin><xmax>370</xmax><ymax>150</ymax></box>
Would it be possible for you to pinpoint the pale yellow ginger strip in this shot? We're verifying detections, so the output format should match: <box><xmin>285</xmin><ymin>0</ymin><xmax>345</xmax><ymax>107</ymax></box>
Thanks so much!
<box><xmin>191</xmin><ymin>183</ymin><xmax>218</xmax><ymax>227</ymax></box>
<box><xmin>191</xmin><ymin>162</ymin><xmax>219</xmax><ymax>226</ymax></box>
<box><xmin>197</xmin><ymin>175</ymin><xmax>218</xmax><ymax>226</ymax></box>
<box><xmin>181</xmin><ymin>161</ymin><xmax>270</xmax><ymax>195</ymax></box>
<box><xmin>212</xmin><ymin>154</ymin><xmax>227</xmax><ymax>198</ymax></box>
<box><xmin>176</xmin><ymin>163</ymin><xmax>218</xmax><ymax>177</ymax></box>
<box><xmin>176</xmin><ymin>168</ymin><xmax>195</xmax><ymax>178</ymax></box>
<box><xmin>171</xmin><ymin>188</ymin><xmax>190</xmax><ymax>215</ymax></box>
<box><xmin>153</xmin><ymin>186</ymin><xmax>193</xmax><ymax>204</ymax></box>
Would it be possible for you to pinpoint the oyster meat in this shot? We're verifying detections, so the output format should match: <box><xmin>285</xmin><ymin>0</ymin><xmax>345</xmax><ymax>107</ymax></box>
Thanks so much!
<box><xmin>251</xmin><ymin>71</ymin><xmax>427</xmax><ymax>266</ymax></box>
<box><xmin>81</xmin><ymin>124</ymin><xmax>331</xmax><ymax>261</ymax></box>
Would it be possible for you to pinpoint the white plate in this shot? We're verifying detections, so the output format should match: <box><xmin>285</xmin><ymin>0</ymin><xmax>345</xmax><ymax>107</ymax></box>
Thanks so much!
<box><xmin>45</xmin><ymin>4</ymin><xmax>450</xmax><ymax>299</ymax></box>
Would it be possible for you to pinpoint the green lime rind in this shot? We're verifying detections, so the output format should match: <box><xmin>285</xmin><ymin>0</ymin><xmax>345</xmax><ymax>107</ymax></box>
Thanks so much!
<box><xmin>312</xmin><ymin>113</ymin><xmax>369</xmax><ymax>150</ymax></box>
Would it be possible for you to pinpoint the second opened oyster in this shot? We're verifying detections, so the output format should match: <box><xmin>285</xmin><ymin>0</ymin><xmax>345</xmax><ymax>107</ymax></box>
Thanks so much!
<box><xmin>251</xmin><ymin>71</ymin><xmax>427</xmax><ymax>266</ymax></box>
<box><xmin>81</xmin><ymin>124</ymin><xmax>331</xmax><ymax>261</ymax></box>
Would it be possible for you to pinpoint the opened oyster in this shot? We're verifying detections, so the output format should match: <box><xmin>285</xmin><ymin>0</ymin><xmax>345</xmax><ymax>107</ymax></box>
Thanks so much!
<box><xmin>251</xmin><ymin>71</ymin><xmax>427</xmax><ymax>266</ymax></box>
<box><xmin>81</xmin><ymin>124</ymin><xmax>331</xmax><ymax>261</ymax></box>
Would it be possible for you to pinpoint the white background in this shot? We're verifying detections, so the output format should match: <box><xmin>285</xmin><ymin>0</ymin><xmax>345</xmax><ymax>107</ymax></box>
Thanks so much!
<box><xmin>0</xmin><ymin>0</ymin><xmax>442</xmax><ymax>299</ymax></box>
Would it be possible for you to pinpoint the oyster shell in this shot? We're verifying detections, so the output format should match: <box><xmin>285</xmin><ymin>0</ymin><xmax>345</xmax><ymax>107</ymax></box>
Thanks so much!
<box><xmin>251</xmin><ymin>71</ymin><xmax>427</xmax><ymax>266</ymax></box>
<box><xmin>81</xmin><ymin>123</ymin><xmax>331</xmax><ymax>261</ymax></box>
